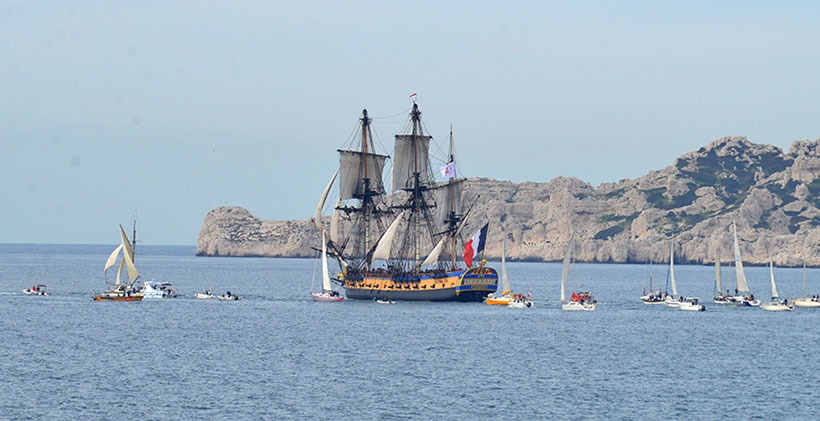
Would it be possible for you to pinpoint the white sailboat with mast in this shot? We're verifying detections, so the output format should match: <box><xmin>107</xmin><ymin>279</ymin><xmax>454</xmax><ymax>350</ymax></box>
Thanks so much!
<box><xmin>793</xmin><ymin>261</ymin><xmax>820</xmax><ymax>308</ymax></box>
<box><xmin>640</xmin><ymin>259</ymin><xmax>665</xmax><ymax>304</ymax></box>
<box><xmin>664</xmin><ymin>242</ymin><xmax>680</xmax><ymax>307</ymax></box>
<box><xmin>311</xmin><ymin>170</ymin><xmax>344</xmax><ymax>302</ymax></box>
<box><xmin>760</xmin><ymin>257</ymin><xmax>793</xmax><ymax>311</ymax></box>
<box><xmin>713</xmin><ymin>245</ymin><xmax>734</xmax><ymax>304</ymax></box>
<box><xmin>731</xmin><ymin>221</ymin><xmax>760</xmax><ymax>307</ymax></box>
<box><xmin>561</xmin><ymin>232</ymin><xmax>596</xmax><ymax>311</ymax></box>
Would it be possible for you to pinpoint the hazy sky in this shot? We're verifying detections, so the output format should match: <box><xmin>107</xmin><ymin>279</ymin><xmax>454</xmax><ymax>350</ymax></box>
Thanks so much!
<box><xmin>2</xmin><ymin>1</ymin><xmax>819</xmax><ymax>245</ymax></box>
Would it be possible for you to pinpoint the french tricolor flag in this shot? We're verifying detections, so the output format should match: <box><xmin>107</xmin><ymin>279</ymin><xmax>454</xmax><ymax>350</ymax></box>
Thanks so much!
<box><xmin>463</xmin><ymin>223</ymin><xmax>489</xmax><ymax>267</ymax></box>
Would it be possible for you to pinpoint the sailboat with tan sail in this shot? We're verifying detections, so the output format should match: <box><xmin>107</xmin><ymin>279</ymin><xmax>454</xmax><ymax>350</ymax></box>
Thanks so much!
<box><xmin>93</xmin><ymin>223</ymin><xmax>142</xmax><ymax>301</ymax></box>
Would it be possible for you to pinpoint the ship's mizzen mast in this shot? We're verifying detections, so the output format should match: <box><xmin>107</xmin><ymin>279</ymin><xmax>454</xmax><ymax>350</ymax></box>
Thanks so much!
<box><xmin>445</xmin><ymin>125</ymin><xmax>461</xmax><ymax>268</ymax></box>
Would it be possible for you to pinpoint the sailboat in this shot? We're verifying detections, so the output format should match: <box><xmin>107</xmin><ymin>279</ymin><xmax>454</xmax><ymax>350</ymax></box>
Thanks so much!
<box><xmin>712</xmin><ymin>246</ymin><xmax>734</xmax><ymax>304</ymax></box>
<box><xmin>639</xmin><ymin>260</ymin><xmax>665</xmax><ymax>304</ymax></box>
<box><xmin>485</xmin><ymin>237</ymin><xmax>530</xmax><ymax>307</ymax></box>
<box><xmin>317</xmin><ymin>103</ymin><xmax>498</xmax><ymax>301</ymax></box>
<box><xmin>662</xmin><ymin>242</ymin><xmax>704</xmax><ymax>311</ymax></box>
<box><xmin>311</xmin><ymin>232</ymin><xmax>344</xmax><ymax>302</ymax></box>
<box><xmin>93</xmin><ymin>223</ymin><xmax>143</xmax><ymax>301</ymax></box>
<box><xmin>759</xmin><ymin>258</ymin><xmax>793</xmax><ymax>311</ymax></box>
<box><xmin>311</xmin><ymin>171</ymin><xmax>344</xmax><ymax>302</ymax></box>
<box><xmin>485</xmin><ymin>236</ymin><xmax>511</xmax><ymax>305</ymax></box>
<box><xmin>561</xmin><ymin>232</ymin><xmax>596</xmax><ymax>311</ymax></box>
<box><xmin>730</xmin><ymin>221</ymin><xmax>760</xmax><ymax>307</ymax></box>
<box><xmin>664</xmin><ymin>243</ymin><xmax>680</xmax><ymax>308</ymax></box>
<box><xmin>792</xmin><ymin>262</ymin><xmax>820</xmax><ymax>308</ymax></box>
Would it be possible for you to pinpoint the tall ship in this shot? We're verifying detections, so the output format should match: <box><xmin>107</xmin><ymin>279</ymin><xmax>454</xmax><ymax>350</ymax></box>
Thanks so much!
<box><xmin>316</xmin><ymin>101</ymin><xmax>498</xmax><ymax>301</ymax></box>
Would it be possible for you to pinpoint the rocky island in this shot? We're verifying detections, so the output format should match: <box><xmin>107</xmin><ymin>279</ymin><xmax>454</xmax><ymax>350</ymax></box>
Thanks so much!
<box><xmin>197</xmin><ymin>137</ymin><xmax>819</xmax><ymax>266</ymax></box>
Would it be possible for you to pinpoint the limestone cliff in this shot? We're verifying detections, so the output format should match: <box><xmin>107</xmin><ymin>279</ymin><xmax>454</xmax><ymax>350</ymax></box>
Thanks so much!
<box><xmin>197</xmin><ymin>137</ymin><xmax>820</xmax><ymax>266</ymax></box>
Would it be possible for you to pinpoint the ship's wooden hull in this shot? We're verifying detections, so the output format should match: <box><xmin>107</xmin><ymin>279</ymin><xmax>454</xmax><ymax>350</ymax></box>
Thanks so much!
<box><xmin>342</xmin><ymin>266</ymin><xmax>498</xmax><ymax>302</ymax></box>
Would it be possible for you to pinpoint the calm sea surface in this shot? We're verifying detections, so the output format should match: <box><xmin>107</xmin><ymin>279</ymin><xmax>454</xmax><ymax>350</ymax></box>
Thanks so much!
<box><xmin>1</xmin><ymin>243</ymin><xmax>819</xmax><ymax>420</ymax></box>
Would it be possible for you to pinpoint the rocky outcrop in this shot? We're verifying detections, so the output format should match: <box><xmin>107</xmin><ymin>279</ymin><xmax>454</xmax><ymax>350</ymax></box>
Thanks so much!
<box><xmin>197</xmin><ymin>137</ymin><xmax>820</xmax><ymax>266</ymax></box>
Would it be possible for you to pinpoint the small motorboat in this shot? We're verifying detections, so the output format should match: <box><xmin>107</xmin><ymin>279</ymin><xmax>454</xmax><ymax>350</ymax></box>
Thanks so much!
<box><xmin>194</xmin><ymin>290</ymin><xmax>215</xmax><ymax>299</ymax></box>
<box><xmin>23</xmin><ymin>284</ymin><xmax>48</xmax><ymax>296</ymax></box>
<box><xmin>374</xmin><ymin>297</ymin><xmax>394</xmax><ymax>304</ymax></box>
<box><xmin>217</xmin><ymin>291</ymin><xmax>239</xmax><ymax>301</ymax></box>
<box><xmin>508</xmin><ymin>299</ymin><xmax>532</xmax><ymax>309</ymax></box>
<box><xmin>678</xmin><ymin>297</ymin><xmax>706</xmax><ymax>311</ymax></box>
<box><xmin>142</xmin><ymin>280</ymin><xmax>177</xmax><ymax>299</ymax></box>
<box><xmin>507</xmin><ymin>293</ymin><xmax>533</xmax><ymax>308</ymax></box>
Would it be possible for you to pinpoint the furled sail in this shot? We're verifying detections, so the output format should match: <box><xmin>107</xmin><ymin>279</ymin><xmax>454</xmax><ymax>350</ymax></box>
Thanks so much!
<box><xmin>315</xmin><ymin>170</ymin><xmax>338</xmax><ymax>227</ymax></box>
<box><xmin>732</xmin><ymin>221</ymin><xmax>750</xmax><ymax>293</ymax></box>
<box><xmin>500</xmin><ymin>237</ymin><xmax>510</xmax><ymax>293</ymax></box>
<box><xmin>392</xmin><ymin>134</ymin><xmax>432</xmax><ymax>191</ymax></box>
<box><xmin>561</xmin><ymin>233</ymin><xmax>575</xmax><ymax>303</ymax></box>
<box><xmin>669</xmin><ymin>242</ymin><xmax>678</xmax><ymax>297</ymax></box>
<box><xmin>338</xmin><ymin>150</ymin><xmax>388</xmax><ymax>201</ymax></box>
<box><xmin>371</xmin><ymin>211</ymin><xmax>405</xmax><ymax>261</ymax></box>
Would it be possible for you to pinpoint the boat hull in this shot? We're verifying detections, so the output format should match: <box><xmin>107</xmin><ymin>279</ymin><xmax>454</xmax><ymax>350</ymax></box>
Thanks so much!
<box><xmin>342</xmin><ymin>266</ymin><xmax>498</xmax><ymax>302</ymax></box>
<box><xmin>508</xmin><ymin>300</ymin><xmax>532</xmax><ymax>309</ymax></box>
<box><xmin>562</xmin><ymin>301</ymin><xmax>596</xmax><ymax>311</ymax></box>
<box><xmin>485</xmin><ymin>296</ymin><xmax>511</xmax><ymax>305</ymax></box>
<box><xmin>760</xmin><ymin>303</ymin><xmax>794</xmax><ymax>311</ymax></box>
<box><xmin>792</xmin><ymin>298</ymin><xmax>820</xmax><ymax>308</ymax></box>
<box><xmin>92</xmin><ymin>295</ymin><xmax>143</xmax><ymax>301</ymax></box>
<box><xmin>311</xmin><ymin>292</ymin><xmax>344</xmax><ymax>302</ymax></box>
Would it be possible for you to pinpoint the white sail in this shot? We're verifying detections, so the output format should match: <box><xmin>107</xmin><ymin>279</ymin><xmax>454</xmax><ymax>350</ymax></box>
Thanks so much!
<box><xmin>561</xmin><ymin>233</ymin><xmax>575</xmax><ymax>303</ymax></box>
<box><xmin>714</xmin><ymin>253</ymin><xmax>722</xmax><ymax>293</ymax></box>
<box><xmin>669</xmin><ymin>242</ymin><xmax>678</xmax><ymax>297</ymax></box>
<box><xmin>803</xmin><ymin>261</ymin><xmax>808</xmax><ymax>296</ymax></box>
<box><xmin>104</xmin><ymin>244</ymin><xmax>124</xmax><ymax>279</ymax></box>
<box><xmin>732</xmin><ymin>221</ymin><xmax>750</xmax><ymax>294</ymax></box>
<box><xmin>371</xmin><ymin>211</ymin><xmax>405</xmax><ymax>261</ymax></box>
<box><xmin>769</xmin><ymin>260</ymin><xmax>779</xmax><ymax>298</ymax></box>
<box><xmin>420</xmin><ymin>237</ymin><xmax>446</xmax><ymax>267</ymax></box>
<box><xmin>315</xmin><ymin>170</ymin><xmax>338</xmax><ymax>228</ymax></box>
<box><xmin>119</xmin><ymin>225</ymin><xmax>139</xmax><ymax>284</ymax></box>
<box><xmin>321</xmin><ymin>233</ymin><xmax>332</xmax><ymax>292</ymax></box>
<box><xmin>500</xmin><ymin>237</ymin><xmax>510</xmax><ymax>293</ymax></box>
<box><xmin>330</xmin><ymin>198</ymin><xmax>342</xmax><ymax>244</ymax></box>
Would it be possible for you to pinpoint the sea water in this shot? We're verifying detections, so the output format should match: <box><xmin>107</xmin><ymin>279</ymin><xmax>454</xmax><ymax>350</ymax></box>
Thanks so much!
<box><xmin>1</xmin><ymin>244</ymin><xmax>819</xmax><ymax>420</ymax></box>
